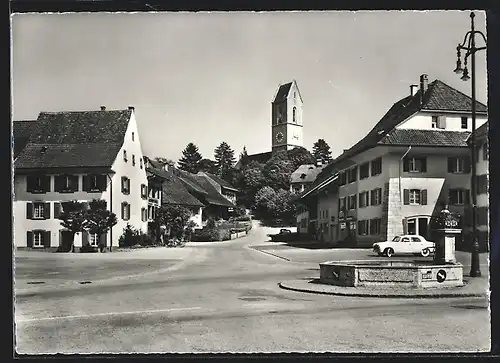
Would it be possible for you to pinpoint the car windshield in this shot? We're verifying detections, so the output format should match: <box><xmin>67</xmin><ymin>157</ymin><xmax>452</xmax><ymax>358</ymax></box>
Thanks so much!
<box><xmin>392</xmin><ymin>236</ymin><xmax>401</xmax><ymax>242</ymax></box>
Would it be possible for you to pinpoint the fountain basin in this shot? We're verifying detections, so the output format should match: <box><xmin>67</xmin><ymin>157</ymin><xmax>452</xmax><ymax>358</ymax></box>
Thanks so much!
<box><xmin>319</xmin><ymin>260</ymin><xmax>463</xmax><ymax>289</ymax></box>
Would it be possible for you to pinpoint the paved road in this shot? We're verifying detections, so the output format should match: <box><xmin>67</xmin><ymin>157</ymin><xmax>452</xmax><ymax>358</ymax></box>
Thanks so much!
<box><xmin>15</xmin><ymin>224</ymin><xmax>490</xmax><ymax>354</ymax></box>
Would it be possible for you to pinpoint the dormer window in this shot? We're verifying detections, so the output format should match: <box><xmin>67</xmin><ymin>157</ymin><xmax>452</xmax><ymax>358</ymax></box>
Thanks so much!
<box><xmin>132</xmin><ymin>132</ymin><xmax>135</xmax><ymax>141</ymax></box>
<box><xmin>123</xmin><ymin>150</ymin><xmax>128</xmax><ymax>162</ymax></box>
<box><xmin>132</xmin><ymin>155</ymin><xmax>136</xmax><ymax>166</ymax></box>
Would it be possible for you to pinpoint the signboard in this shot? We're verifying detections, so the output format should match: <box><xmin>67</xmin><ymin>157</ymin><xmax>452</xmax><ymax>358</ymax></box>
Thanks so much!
<box><xmin>422</xmin><ymin>270</ymin><xmax>432</xmax><ymax>280</ymax></box>
<box><xmin>436</xmin><ymin>269</ymin><xmax>447</xmax><ymax>283</ymax></box>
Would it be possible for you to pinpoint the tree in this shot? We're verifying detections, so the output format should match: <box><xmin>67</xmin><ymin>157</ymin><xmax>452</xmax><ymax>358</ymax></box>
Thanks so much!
<box><xmin>154</xmin><ymin>157</ymin><xmax>175</xmax><ymax>167</ymax></box>
<box><xmin>262</xmin><ymin>150</ymin><xmax>295</xmax><ymax>190</ymax></box>
<box><xmin>214</xmin><ymin>141</ymin><xmax>236</xmax><ymax>182</ymax></box>
<box><xmin>57</xmin><ymin>201</ymin><xmax>87</xmax><ymax>252</ymax></box>
<box><xmin>312</xmin><ymin>139</ymin><xmax>333</xmax><ymax>165</ymax></box>
<box><xmin>232</xmin><ymin>160</ymin><xmax>266</xmax><ymax>208</ymax></box>
<box><xmin>157</xmin><ymin>204</ymin><xmax>193</xmax><ymax>241</ymax></box>
<box><xmin>238</xmin><ymin>146</ymin><xmax>250</xmax><ymax>168</ymax></box>
<box><xmin>84</xmin><ymin>199</ymin><xmax>118</xmax><ymax>251</ymax></box>
<box><xmin>254</xmin><ymin>186</ymin><xmax>296</xmax><ymax>222</ymax></box>
<box><xmin>178</xmin><ymin>142</ymin><xmax>203</xmax><ymax>173</ymax></box>
<box><xmin>287</xmin><ymin>146</ymin><xmax>315</xmax><ymax>170</ymax></box>
<box><xmin>198</xmin><ymin>158</ymin><xmax>218</xmax><ymax>174</ymax></box>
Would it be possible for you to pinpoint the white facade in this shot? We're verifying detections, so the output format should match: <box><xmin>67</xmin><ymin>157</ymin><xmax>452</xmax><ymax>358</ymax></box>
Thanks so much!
<box><xmin>13</xmin><ymin>109</ymin><xmax>148</xmax><ymax>250</ymax></box>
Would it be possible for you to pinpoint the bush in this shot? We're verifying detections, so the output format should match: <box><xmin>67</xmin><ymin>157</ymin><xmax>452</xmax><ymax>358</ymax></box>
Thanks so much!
<box><xmin>80</xmin><ymin>244</ymin><xmax>97</xmax><ymax>253</ymax></box>
<box><xmin>119</xmin><ymin>224</ymin><xmax>156</xmax><ymax>247</ymax></box>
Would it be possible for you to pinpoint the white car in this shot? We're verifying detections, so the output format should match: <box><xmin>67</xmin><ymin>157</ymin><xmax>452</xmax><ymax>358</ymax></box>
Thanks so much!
<box><xmin>372</xmin><ymin>235</ymin><xmax>436</xmax><ymax>258</ymax></box>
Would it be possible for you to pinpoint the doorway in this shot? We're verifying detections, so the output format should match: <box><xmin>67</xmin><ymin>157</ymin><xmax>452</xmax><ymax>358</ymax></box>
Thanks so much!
<box><xmin>418</xmin><ymin>218</ymin><xmax>429</xmax><ymax>240</ymax></box>
<box><xmin>59</xmin><ymin>231</ymin><xmax>73</xmax><ymax>252</ymax></box>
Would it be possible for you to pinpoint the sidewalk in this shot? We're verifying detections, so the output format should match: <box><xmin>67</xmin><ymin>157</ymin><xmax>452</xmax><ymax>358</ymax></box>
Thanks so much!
<box><xmin>279</xmin><ymin>275</ymin><xmax>489</xmax><ymax>298</ymax></box>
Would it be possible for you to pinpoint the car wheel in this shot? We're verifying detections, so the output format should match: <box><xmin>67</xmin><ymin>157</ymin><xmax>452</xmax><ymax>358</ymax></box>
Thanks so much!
<box><xmin>421</xmin><ymin>248</ymin><xmax>430</xmax><ymax>257</ymax></box>
<box><xmin>384</xmin><ymin>248</ymin><xmax>394</xmax><ymax>257</ymax></box>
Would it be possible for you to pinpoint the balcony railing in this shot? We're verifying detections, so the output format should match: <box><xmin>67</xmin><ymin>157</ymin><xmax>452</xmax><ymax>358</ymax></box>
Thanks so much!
<box><xmin>148</xmin><ymin>197</ymin><xmax>160</xmax><ymax>206</ymax></box>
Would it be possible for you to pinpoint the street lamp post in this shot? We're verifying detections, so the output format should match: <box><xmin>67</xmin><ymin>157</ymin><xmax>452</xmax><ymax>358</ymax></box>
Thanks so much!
<box><xmin>453</xmin><ymin>12</ymin><xmax>487</xmax><ymax>277</ymax></box>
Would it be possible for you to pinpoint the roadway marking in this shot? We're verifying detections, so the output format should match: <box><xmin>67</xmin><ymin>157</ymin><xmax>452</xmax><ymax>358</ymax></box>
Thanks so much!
<box><xmin>16</xmin><ymin>307</ymin><xmax>202</xmax><ymax>323</ymax></box>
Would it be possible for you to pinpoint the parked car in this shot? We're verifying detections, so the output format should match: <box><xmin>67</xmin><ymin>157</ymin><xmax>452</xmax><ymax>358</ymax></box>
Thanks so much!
<box><xmin>372</xmin><ymin>235</ymin><xmax>435</xmax><ymax>257</ymax></box>
<box><xmin>267</xmin><ymin>229</ymin><xmax>294</xmax><ymax>242</ymax></box>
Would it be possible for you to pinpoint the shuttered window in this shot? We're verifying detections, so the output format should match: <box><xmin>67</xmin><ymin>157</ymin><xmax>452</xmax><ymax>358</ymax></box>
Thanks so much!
<box><xmin>476</xmin><ymin>174</ymin><xmax>488</xmax><ymax>195</ymax></box>
<box><xmin>26</xmin><ymin>202</ymin><xmax>51</xmax><ymax>219</ymax></box>
<box><xmin>369</xmin><ymin>219</ymin><xmax>381</xmax><ymax>235</ymax></box>
<box><xmin>26</xmin><ymin>175</ymin><xmax>51</xmax><ymax>193</ymax></box>
<box><xmin>448</xmin><ymin>189</ymin><xmax>470</xmax><ymax>205</ymax></box>
<box><xmin>403</xmin><ymin>157</ymin><xmax>427</xmax><ymax>173</ymax></box>
<box><xmin>27</xmin><ymin>230</ymin><xmax>50</xmax><ymax>248</ymax></box>
<box><xmin>54</xmin><ymin>175</ymin><xmax>79</xmax><ymax>193</ymax></box>
<box><xmin>447</xmin><ymin>156</ymin><xmax>471</xmax><ymax>174</ymax></box>
<box><xmin>121</xmin><ymin>202</ymin><xmax>131</xmax><ymax>221</ymax></box>
<box><xmin>403</xmin><ymin>189</ymin><xmax>428</xmax><ymax>205</ymax></box>
<box><xmin>121</xmin><ymin>177</ymin><xmax>130</xmax><ymax>195</ymax></box>
<box><xmin>83</xmin><ymin>174</ymin><xmax>107</xmax><ymax>192</ymax></box>
<box><xmin>371</xmin><ymin>158</ymin><xmax>382</xmax><ymax>176</ymax></box>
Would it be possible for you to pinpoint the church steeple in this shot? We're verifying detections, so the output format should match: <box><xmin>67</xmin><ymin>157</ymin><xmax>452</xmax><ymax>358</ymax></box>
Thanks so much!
<box><xmin>271</xmin><ymin>80</ymin><xmax>304</xmax><ymax>153</ymax></box>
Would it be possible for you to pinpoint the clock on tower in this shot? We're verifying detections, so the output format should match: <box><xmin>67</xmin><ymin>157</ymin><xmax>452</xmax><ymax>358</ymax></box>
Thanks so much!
<box><xmin>271</xmin><ymin>80</ymin><xmax>304</xmax><ymax>153</ymax></box>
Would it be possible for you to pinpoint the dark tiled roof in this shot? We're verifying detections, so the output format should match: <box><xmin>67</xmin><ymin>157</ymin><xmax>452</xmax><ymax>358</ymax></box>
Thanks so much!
<box><xmin>162</xmin><ymin>174</ymin><xmax>204</xmax><ymax>207</ymax></box>
<box><xmin>30</xmin><ymin>110</ymin><xmax>132</xmax><ymax>144</ymax></box>
<box><xmin>274</xmin><ymin>82</ymin><xmax>293</xmax><ymax>103</ymax></box>
<box><xmin>15</xmin><ymin>109</ymin><xmax>132</xmax><ymax>169</ymax></box>
<box><xmin>189</xmin><ymin>174</ymin><xmax>235</xmax><ymax>207</ymax></box>
<box><xmin>204</xmin><ymin>172</ymin><xmax>238</xmax><ymax>191</ymax></box>
<box><xmin>379</xmin><ymin>129</ymin><xmax>471</xmax><ymax>147</ymax></box>
<box><xmin>13</xmin><ymin>120</ymin><xmax>37</xmax><ymax>158</ymax></box>
<box><xmin>422</xmin><ymin>80</ymin><xmax>487</xmax><ymax>113</ymax></box>
<box><xmin>246</xmin><ymin>151</ymin><xmax>273</xmax><ymax>164</ymax></box>
<box><xmin>471</xmin><ymin>121</ymin><xmax>488</xmax><ymax>143</ymax></box>
<box><xmin>290</xmin><ymin>164</ymin><xmax>323</xmax><ymax>184</ymax></box>
<box><xmin>14</xmin><ymin>143</ymin><xmax>122</xmax><ymax>169</ymax></box>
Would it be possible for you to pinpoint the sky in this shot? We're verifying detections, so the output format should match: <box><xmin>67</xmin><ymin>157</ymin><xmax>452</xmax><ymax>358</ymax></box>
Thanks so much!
<box><xmin>11</xmin><ymin>11</ymin><xmax>488</xmax><ymax>163</ymax></box>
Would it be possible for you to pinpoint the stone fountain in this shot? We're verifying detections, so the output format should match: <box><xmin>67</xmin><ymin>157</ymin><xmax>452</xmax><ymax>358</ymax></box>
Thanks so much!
<box><xmin>319</xmin><ymin>209</ymin><xmax>464</xmax><ymax>289</ymax></box>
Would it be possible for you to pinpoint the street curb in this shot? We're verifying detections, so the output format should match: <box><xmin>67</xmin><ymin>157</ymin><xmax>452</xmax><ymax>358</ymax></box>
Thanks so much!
<box><xmin>248</xmin><ymin>246</ymin><xmax>291</xmax><ymax>261</ymax></box>
<box><xmin>278</xmin><ymin>280</ymin><xmax>488</xmax><ymax>299</ymax></box>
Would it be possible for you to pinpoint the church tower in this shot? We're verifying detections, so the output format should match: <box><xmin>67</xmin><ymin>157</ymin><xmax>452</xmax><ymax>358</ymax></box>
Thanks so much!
<box><xmin>271</xmin><ymin>80</ymin><xmax>304</xmax><ymax>153</ymax></box>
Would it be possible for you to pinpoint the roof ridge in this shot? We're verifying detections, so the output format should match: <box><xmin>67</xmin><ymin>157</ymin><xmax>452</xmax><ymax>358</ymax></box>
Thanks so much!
<box><xmin>425</xmin><ymin>79</ymin><xmax>487</xmax><ymax>110</ymax></box>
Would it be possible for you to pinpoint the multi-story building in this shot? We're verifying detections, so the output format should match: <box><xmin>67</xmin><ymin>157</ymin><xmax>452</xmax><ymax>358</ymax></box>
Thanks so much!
<box><xmin>289</xmin><ymin>162</ymin><xmax>324</xmax><ymax>194</ymax></box>
<box><xmin>295</xmin><ymin>74</ymin><xmax>488</xmax><ymax>247</ymax></box>
<box><xmin>470</xmin><ymin>121</ymin><xmax>489</xmax><ymax>250</ymax></box>
<box><xmin>13</xmin><ymin>106</ymin><xmax>148</xmax><ymax>251</ymax></box>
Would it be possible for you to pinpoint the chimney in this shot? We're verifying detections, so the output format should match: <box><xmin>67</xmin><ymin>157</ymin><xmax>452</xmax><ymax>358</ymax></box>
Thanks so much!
<box><xmin>128</xmin><ymin>106</ymin><xmax>135</xmax><ymax>111</ymax></box>
<box><xmin>100</xmin><ymin>105</ymin><xmax>106</xmax><ymax>111</ymax></box>
<box><xmin>419</xmin><ymin>74</ymin><xmax>429</xmax><ymax>94</ymax></box>
<box><xmin>410</xmin><ymin>85</ymin><xmax>419</xmax><ymax>97</ymax></box>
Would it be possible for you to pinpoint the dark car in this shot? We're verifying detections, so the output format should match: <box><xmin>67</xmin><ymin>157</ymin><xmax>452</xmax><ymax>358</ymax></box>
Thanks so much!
<box><xmin>267</xmin><ymin>229</ymin><xmax>296</xmax><ymax>242</ymax></box>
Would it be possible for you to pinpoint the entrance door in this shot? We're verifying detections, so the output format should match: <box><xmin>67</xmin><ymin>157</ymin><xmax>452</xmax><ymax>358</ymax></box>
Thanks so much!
<box><xmin>407</xmin><ymin>218</ymin><xmax>417</xmax><ymax>235</ymax></box>
<box><xmin>418</xmin><ymin>218</ymin><xmax>429</xmax><ymax>240</ymax></box>
<box><xmin>59</xmin><ymin>231</ymin><xmax>73</xmax><ymax>252</ymax></box>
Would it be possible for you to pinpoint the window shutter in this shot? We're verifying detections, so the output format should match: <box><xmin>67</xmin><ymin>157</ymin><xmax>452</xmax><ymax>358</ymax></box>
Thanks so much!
<box><xmin>26</xmin><ymin>177</ymin><xmax>33</xmax><ymax>192</ymax></box>
<box><xmin>54</xmin><ymin>203</ymin><xmax>62</xmax><ymax>218</ymax></box>
<box><xmin>448</xmin><ymin>189</ymin><xmax>455</xmax><ymax>205</ymax></box>
<box><xmin>26</xmin><ymin>203</ymin><xmax>33</xmax><ymax>219</ymax></box>
<box><xmin>420</xmin><ymin>157</ymin><xmax>427</xmax><ymax>173</ymax></box>
<box><xmin>377</xmin><ymin>188</ymin><xmax>382</xmax><ymax>205</ymax></box>
<box><xmin>121</xmin><ymin>177</ymin><xmax>126</xmax><ymax>193</ymax></box>
<box><xmin>447</xmin><ymin>157</ymin><xmax>454</xmax><ymax>173</ymax></box>
<box><xmin>100</xmin><ymin>233</ymin><xmax>107</xmax><ymax>247</ymax></box>
<box><xmin>464</xmin><ymin>156</ymin><xmax>471</xmax><ymax>173</ymax></box>
<box><xmin>403</xmin><ymin>189</ymin><xmax>410</xmax><ymax>205</ymax></box>
<box><xmin>43</xmin><ymin>231</ymin><xmax>51</xmax><ymax>248</ymax></box>
<box><xmin>54</xmin><ymin>176</ymin><xmax>63</xmax><ymax>192</ymax></box>
<box><xmin>27</xmin><ymin>231</ymin><xmax>33</xmax><ymax>247</ymax></box>
<box><xmin>353</xmin><ymin>195</ymin><xmax>357</xmax><ymax>209</ymax></box>
<box><xmin>43</xmin><ymin>176</ymin><xmax>51</xmax><ymax>192</ymax></box>
<box><xmin>403</xmin><ymin>158</ymin><xmax>409</xmax><ymax>172</ymax></box>
<box><xmin>72</xmin><ymin>175</ymin><xmax>79</xmax><ymax>191</ymax></box>
<box><xmin>121</xmin><ymin>203</ymin><xmax>125</xmax><ymax>219</ymax></box>
<box><xmin>44</xmin><ymin>203</ymin><xmax>51</xmax><ymax>219</ymax></box>
<box><xmin>82</xmin><ymin>175</ymin><xmax>90</xmax><ymax>192</ymax></box>
<box><xmin>98</xmin><ymin>175</ymin><xmax>107</xmax><ymax>191</ymax></box>
<box><xmin>402</xmin><ymin>218</ymin><xmax>408</xmax><ymax>235</ymax></box>
<box><xmin>438</xmin><ymin>115</ymin><xmax>446</xmax><ymax>128</ymax></box>
<box><xmin>465</xmin><ymin>189</ymin><xmax>471</xmax><ymax>205</ymax></box>
<box><xmin>420</xmin><ymin>189</ymin><xmax>427</xmax><ymax>205</ymax></box>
